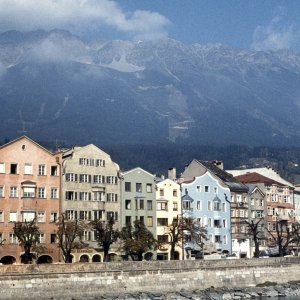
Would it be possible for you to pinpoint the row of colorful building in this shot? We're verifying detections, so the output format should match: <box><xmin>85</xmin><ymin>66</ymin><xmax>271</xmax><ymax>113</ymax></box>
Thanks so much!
<box><xmin>0</xmin><ymin>136</ymin><xmax>298</xmax><ymax>264</ymax></box>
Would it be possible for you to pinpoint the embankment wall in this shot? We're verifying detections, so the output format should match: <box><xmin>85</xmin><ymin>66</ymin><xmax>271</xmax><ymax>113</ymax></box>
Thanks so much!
<box><xmin>1</xmin><ymin>257</ymin><xmax>300</xmax><ymax>299</ymax></box>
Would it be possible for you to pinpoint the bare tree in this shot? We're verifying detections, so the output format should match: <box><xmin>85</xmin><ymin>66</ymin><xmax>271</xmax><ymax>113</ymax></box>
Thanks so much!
<box><xmin>267</xmin><ymin>220</ymin><xmax>299</xmax><ymax>257</ymax></box>
<box><xmin>244</xmin><ymin>218</ymin><xmax>265</xmax><ymax>258</ymax></box>
<box><xmin>13</xmin><ymin>218</ymin><xmax>40</xmax><ymax>264</ymax></box>
<box><xmin>90</xmin><ymin>217</ymin><xmax>119</xmax><ymax>262</ymax></box>
<box><xmin>56</xmin><ymin>214</ymin><xmax>87</xmax><ymax>263</ymax></box>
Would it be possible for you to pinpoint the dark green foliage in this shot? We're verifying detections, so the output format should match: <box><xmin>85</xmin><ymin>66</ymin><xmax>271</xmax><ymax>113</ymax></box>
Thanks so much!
<box><xmin>120</xmin><ymin>220</ymin><xmax>157</xmax><ymax>261</ymax></box>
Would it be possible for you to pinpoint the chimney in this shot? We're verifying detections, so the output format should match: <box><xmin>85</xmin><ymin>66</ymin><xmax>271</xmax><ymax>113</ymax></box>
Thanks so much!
<box><xmin>168</xmin><ymin>168</ymin><xmax>176</xmax><ymax>181</ymax></box>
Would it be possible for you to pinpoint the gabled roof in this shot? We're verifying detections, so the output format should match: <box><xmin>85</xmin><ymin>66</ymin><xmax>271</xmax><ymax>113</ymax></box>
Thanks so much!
<box><xmin>0</xmin><ymin>135</ymin><xmax>56</xmax><ymax>155</ymax></box>
<box><xmin>196</xmin><ymin>160</ymin><xmax>248</xmax><ymax>192</ymax></box>
<box><xmin>227</xmin><ymin>167</ymin><xmax>294</xmax><ymax>188</ymax></box>
<box><xmin>235</xmin><ymin>172</ymin><xmax>285</xmax><ymax>187</ymax></box>
<box><xmin>181</xmin><ymin>192</ymin><xmax>194</xmax><ymax>202</ymax></box>
<box><xmin>121</xmin><ymin>167</ymin><xmax>155</xmax><ymax>177</ymax></box>
<box><xmin>246</xmin><ymin>183</ymin><xmax>265</xmax><ymax>197</ymax></box>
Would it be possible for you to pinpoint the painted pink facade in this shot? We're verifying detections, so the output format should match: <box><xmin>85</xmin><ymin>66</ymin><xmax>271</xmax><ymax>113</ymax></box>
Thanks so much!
<box><xmin>0</xmin><ymin>136</ymin><xmax>62</xmax><ymax>263</ymax></box>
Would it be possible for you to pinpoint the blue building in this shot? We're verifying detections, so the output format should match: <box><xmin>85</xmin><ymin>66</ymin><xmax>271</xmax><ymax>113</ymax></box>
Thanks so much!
<box><xmin>181</xmin><ymin>171</ymin><xmax>232</xmax><ymax>258</ymax></box>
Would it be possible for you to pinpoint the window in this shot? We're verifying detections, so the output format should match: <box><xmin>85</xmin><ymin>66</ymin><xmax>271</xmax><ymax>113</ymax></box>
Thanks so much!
<box><xmin>140</xmin><ymin>199</ymin><xmax>144</xmax><ymax>210</ymax></box>
<box><xmin>208</xmin><ymin>201</ymin><xmax>212</xmax><ymax>211</ymax></box>
<box><xmin>215</xmin><ymin>235</ymin><xmax>222</xmax><ymax>243</ymax></box>
<box><xmin>125</xmin><ymin>216</ymin><xmax>131</xmax><ymax>225</ymax></box>
<box><xmin>159</xmin><ymin>189</ymin><xmax>164</xmax><ymax>196</ymax></box>
<box><xmin>9</xmin><ymin>187</ymin><xmax>18</xmax><ymax>197</ymax></box>
<box><xmin>0</xmin><ymin>186</ymin><xmax>3</xmax><ymax>197</ymax></box>
<box><xmin>0</xmin><ymin>162</ymin><xmax>5</xmax><ymax>173</ymax></box>
<box><xmin>83</xmin><ymin>231</ymin><xmax>91</xmax><ymax>241</ymax></box>
<box><xmin>0</xmin><ymin>211</ymin><xmax>3</xmax><ymax>222</ymax></box>
<box><xmin>147</xmin><ymin>200</ymin><xmax>153</xmax><ymax>210</ymax></box>
<box><xmin>125</xmin><ymin>199</ymin><xmax>131</xmax><ymax>209</ymax></box>
<box><xmin>256</xmin><ymin>211</ymin><xmax>264</xmax><ymax>218</ymax></box>
<box><xmin>173</xmin><ymin>189</ymin><xmax>177</xmax><ymax>197</ymax></box>
<box><xmin>79</xmin><ymin>192</ymin><xmax>91</xmax><ymax>201</ymax></box>
<box><xmin>93</xmin><ymin>191</ymin><xmax>104</xmax><ymax>201</ymax></box>
<box><xmin>107</xmin><ymin>176</ymin><xmax>117</xmax><ymax>184</ymax></box>
<box><xmin>136</xmin><ymin>183</ymin><xmax>142</xmax><ymax>193</ymax></box>
<box><xmin>223</xmin><ymin>235</ymin><xmax>227</xmax><ymax>245</ymax></box>
<box><xmin>38</xmin><ymin>164</ymin><xmax>46</xmax><ymax>175</ymax></box>
<box><xmin>214</xmin><ymin>219</ymin><xmax>221</xmax><ymax>228</ymax></box>
<box><xmin>214</xmin><ymin>187</ymin><xmax>218</xmax><ymax>194</ymax></box>
<box><xmin>196</xmin><ymin>185</ymin><xmax>201</xmax><ymax>192</ymax></box>
<box><xmin>107</xmin><ymin>211</ymin><xmax>118</xmax><ymax>221</ymax></box>
<box><xmin>173</xmin><ymin>202</ymin><xmax>178</xmax><ymax>211</ymax></box>
<box><xmin>96</xmin><ymin>159</ymin><xmax>105</xmax><ymax>167</ymax></box>
<box><xmin>157</xmin><ymin>202</ymin><xmax>167</xmax><ymax>211</ymax></box>
<box><xmin>10</xmin><ymin>163</ymin><xmax>18</xmax><ymax>174</ymax></box>
<box><xmin>183</xmin><ymin>201</ymin><xmax>191</xmax><ymax>210</ymax></box>
<box><xmin>197</xmin><ymin>201</ymin><xmax>201</xmax><ymax>210</ymax></box>
<box><xmin>23</xmin><ymin>187</ymin><xmax>35</xmax><ymax>198</ymax></box>
<box><xmin>157</xmin><ymin>235</ymin><xmax>168</xmax><ymax>243</ymax></box>
<box><xmin>9</xmin><ymin>233</ymin><xmax>17</xmax><ymax>244</ymax></box>
<box><xmin>107</xmin><ymin>193</ymin><xmax>117</xmax><ymax>202</ymax></box>
<box><xmin>10</xmin><ymin>212</ymin><xmax>17</xmax><ymax>222</ymax></box>
<box><xmin>147</xmin><ymin>216</ymin><xmax>153</xmax><ymax>227</ymax></box>
<box><xmin>38</xmin><ymin>233</ymin><xmax>45</xmax><ymax>243</ymax></box>
<box><xmin>93</xmin><ymin>210</ymin><xmax>103</xmax><ymax>220</ymax></box>
<box><xmin>21</xmin><ymin>212</ymin><xmax>35</xmax><ymax>222</ymax></box>
<box><xmin>222</xmin><ymin>219</ymin><xmax>227</xmax><ymax>228</ymax></box>
<box><xmin>125</xmin><ymin>182</ymin><xmax>131</xmax><ymax>192</ymax></box>
<box><xmin>231</xmin><ymin>210</ymin><xmax>235</xmax><ymax>217</ymax></box>
<box><xmin>37</xmin><ymin>212</ymin><xmax>45</xmax><ymax>222</ymax></box>
<box><xmin>240</xmin><ymin>210</ymin><xmax>245</xmax><ymax>217</ymax></box>
<box><xmin>140</xmin><ymin>216</ymin><xmax>144</xmax><ymax>224</ymax></box>
<box><xmin>24</xmin><ymin>163</ymin><xmax>32</xmax><ymax>175</ymax></box>
<box><xmin>51</xmin><ymin>233</ymin><xmax>57</xmax><ymax>243</ymax></box>
<box><xmin>214</xmin><ymin>201</ymin><xmax>221</xmax><ymax>211</ymax></box>
<box><xmin>146</xmin><ymin>184</ymin><xmax>152</xmax><ymax>193</ymax></box>
<box><xmin>65</xmin><ymin>210</ymin><xmax>76</xmax><ymax>220</ymax></box>
<box><xmin>222</xmin><ymin>203</ymin><xmax>226</xmax><ymax>212</ymax></box>
<box><xmin>66</xmin><ymin>173</ymin><xmax>78</xmax><ymax>182</ymax></box>
<box><xmin>79</xmin><ymin>211</ymin><xmax>91</xmax><ymax>220</ymax></box>
<box><xmin>157</xmin><ymin>218</ymin><xmax>168</xmax><ymax>226</ymax></box>
<box><xmin>66</xmin><ymin>191</ymin><xmax>77</xmax><ymax>201</ymax></box>
<box><xmin>51</xmin><ymin>188</ymin><xmax>58</xmax><ymax>199</ymax></box>
<box><xmin>208</xmin><ymin>218</ymin><xmax>212</xmax><ymax>227</ymax></box>
<box><xmin>93</xmin><ymin>175</ymin><xmax>104</xmax><ymax>184</ymax></box>
<box><xmin>51</xmin><ymin>166</ymin><xmax>58</xmax><ymax>176</ymax></box>
<box><xmin>38</xmin><ymin>187</ymin><xmax>45</xmax><ymax>198</ymax></box>
<box><xmin>79</xmin><ymin>174</ymin><xmax>91</xmax><ymax>183</ymax></box>
<box><xmin>204</xmin><ymin>186</ymin><xmax>209</xmax><ymax>193</ymax></box>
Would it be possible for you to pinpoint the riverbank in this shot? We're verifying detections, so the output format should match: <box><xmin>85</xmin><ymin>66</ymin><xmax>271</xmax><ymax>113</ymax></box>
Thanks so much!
<box><xmin>81</xmin><ymin>282</ymin><xmax>300</xmax><ymax>299</ymax></box>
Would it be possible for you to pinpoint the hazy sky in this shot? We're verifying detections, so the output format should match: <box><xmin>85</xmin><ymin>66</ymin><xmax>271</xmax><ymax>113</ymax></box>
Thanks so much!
<box><xmin>0</xmin><ymin>0</ymin><xmax>300</xmax><ymax>51</ymax></box>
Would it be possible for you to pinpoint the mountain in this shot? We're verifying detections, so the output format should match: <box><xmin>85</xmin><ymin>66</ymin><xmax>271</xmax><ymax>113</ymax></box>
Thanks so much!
<box><xmin>1</xmin><ymin>29</ymin><xmax>300</xmax><ymax>146</ymax></box>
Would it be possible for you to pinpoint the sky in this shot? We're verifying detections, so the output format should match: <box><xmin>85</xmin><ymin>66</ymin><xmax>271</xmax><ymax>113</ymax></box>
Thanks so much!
<box><xmin>0</xmin><ymin>0</ymin><xmax>300</xmax><ymax>51</ymax></box>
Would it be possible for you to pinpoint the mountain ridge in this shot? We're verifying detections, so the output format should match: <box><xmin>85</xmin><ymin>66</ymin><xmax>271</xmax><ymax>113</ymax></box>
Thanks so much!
<box><xmin>1</xmin><ymin>29</ymin><xmax>300</xmax><ymax>146</ymax></box>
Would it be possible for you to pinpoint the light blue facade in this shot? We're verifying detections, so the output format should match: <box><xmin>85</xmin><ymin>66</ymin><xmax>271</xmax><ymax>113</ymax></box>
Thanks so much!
<box><xmin>182</xmin><ymin>171</ymin><xmax>232</xmax><ymax>254</ymax></box>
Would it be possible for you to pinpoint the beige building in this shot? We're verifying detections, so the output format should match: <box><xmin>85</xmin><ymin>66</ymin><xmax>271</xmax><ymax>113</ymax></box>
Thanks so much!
<box><xmin>156</xmin><ymin>178</ymin><xmax>182</xmax><ymax>260</ymax></box>
<box><xmin>0</xmin><ymin>136</ymin><xmax>62</xmax><ymax>264</ymax></box>
<box><xmin>62</xmin><ymin>144</ymin><xmax>121</xmax><ymax>262</ymax></box>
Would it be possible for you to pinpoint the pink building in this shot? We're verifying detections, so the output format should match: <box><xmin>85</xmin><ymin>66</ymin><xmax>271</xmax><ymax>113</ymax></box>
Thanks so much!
<box><xmin>0</xmin><ymin>136</ymin><xmax>62</xmax><ymax>264</ymax></box>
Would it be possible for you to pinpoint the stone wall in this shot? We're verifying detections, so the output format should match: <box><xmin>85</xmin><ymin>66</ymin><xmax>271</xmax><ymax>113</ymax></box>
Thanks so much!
<box><xmin>0</xmin><ymin>257</ymin><xmax>300</xmax><ymax>299</ymax></box>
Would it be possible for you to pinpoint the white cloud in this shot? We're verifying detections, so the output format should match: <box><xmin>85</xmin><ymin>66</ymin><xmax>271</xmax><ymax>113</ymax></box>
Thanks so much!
<box><xmin>0</xmin><ymin>0</ymin><xmax>170</xmax><ymax>40</ymax></box>
<box><xmin>251</xmin><ymin>7</ymin><xmax>299</xmax><ymax>51</ymax></box>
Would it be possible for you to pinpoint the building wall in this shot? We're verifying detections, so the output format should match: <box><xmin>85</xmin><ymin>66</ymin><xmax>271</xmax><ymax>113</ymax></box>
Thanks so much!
<box><xmin>181</xmin><ymin>172</ymin><xmax>232</xmax><ymax>256</ymax></box>
<box><xmin>156</xmin><ymin>178</ymin><xmax>182</xmax><ymax>260</ymax></box>
<box><xmin>120</xmin><ymin>167</ymin><xmax>156</xmax><ymax>259</ymax></box>
<box><xmin>0</xmin><ymin>137</ymin><xmax>61</xmax><ymax>263</ymax></box>
<box><xmin>0</xmin><ymin>258</ymin><xmax>299</xmax><ymax>299</ymax></box>
<box><xmin>61</xmin><ymin>144</ymin><xmax>120</xmax><ymax>262</ymax></box>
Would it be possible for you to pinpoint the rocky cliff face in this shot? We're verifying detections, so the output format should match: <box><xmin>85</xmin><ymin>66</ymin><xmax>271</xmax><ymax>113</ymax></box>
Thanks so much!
<box><xmin>1</xmin><ymin>29</ymin><xmax>300</xmax><ymax>146</ymax></box>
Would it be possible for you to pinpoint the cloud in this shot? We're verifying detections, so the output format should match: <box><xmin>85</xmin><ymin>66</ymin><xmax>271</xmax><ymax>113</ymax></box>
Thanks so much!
<box><xmin>251</xmin><ymin>7</ymin><xmax>299</xmax><ymax>51</ymax></box>
<box><xmin>0</xmin><ymin>0</ymin><xmax>170</xmax><ymax>40</ymax></box>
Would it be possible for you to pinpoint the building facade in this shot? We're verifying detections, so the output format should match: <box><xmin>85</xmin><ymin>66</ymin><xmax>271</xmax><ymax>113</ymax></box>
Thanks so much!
<box><xmin>181</xmin><ymin>172</ymin><xmax>232</xmax><ymax>258</ymax></box>
<box><xmin>62</xmin><ymin>144</ymin><xmax>121</xmax><ymax>262</ymax></box>
<box><xmin>0</xmin><ymin>136</ymin><xmax>62</xmax><ymax>264</ymax></box>
<box><xmin>120</xmin><ymin>167</ymin><xmax>156</xmax><ymax>260</ymax></box>
<box><xmin>156</xmin><ymin>178</ymin><xmax>182</xmax><ymax>260</ymax></box>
